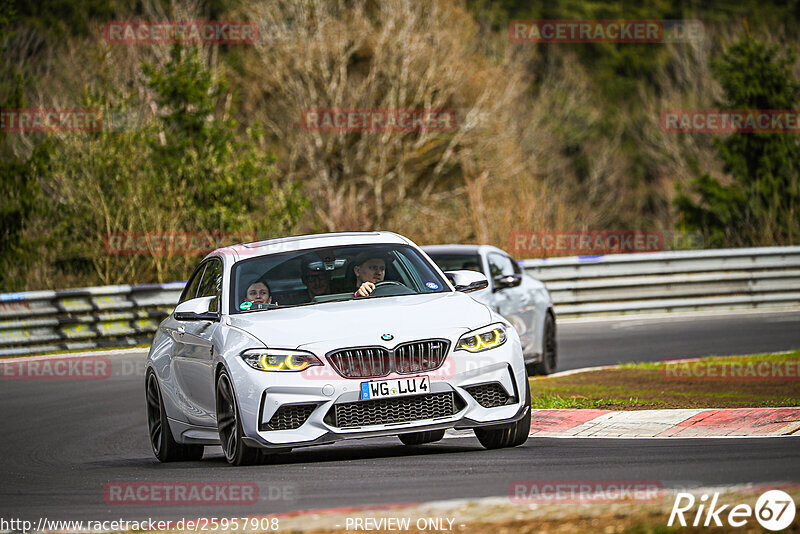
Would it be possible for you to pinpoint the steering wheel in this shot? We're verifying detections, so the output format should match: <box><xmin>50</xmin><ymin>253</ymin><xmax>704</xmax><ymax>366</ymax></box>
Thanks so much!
<box><xmin>369</xmin><ymin>280</ymin><xmax>413</xmax><ymax>297</ymax></box>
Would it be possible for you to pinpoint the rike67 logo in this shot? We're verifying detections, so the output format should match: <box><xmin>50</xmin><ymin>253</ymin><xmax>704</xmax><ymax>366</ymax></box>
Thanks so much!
<box><xmin>668</xmin><ymin>489</ymin><xmax>796</xmax><ymax>531</ymax></box>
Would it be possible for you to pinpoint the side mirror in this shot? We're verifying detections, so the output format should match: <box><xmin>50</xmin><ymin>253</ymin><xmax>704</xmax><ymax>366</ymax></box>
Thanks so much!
<box><xmin>493</xmin><ymin>274</ymin><xmax>522</xmax><ymax>292</ymax></box>
<box><xmin>444</xmin><ymin>270</ymin><xmax>489</xmax><ymax>293</ymax></box>
<box><xmin>174</xmin><ymin>296</ymin><xmax>219</xmax><ymax>322</ymax></box>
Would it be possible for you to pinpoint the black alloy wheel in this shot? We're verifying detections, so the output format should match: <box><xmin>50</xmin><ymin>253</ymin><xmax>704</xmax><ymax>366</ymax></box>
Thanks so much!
<box><xmin>532</xmin><ymin>313</ymin><xmax>557</xmax><ymax>375</ymax></box>
<box><xmin>146</xmin><ymin>371</ymin><xmax>204</xmax><ymax>462</ymax></box>
<box><xmin>474</xmin><ymin>380</ymin><xmax>531</xmax><ymax>449</ymax></box>
<box><xmin>216</xmin><ymin>369</ymin><xmax>262</xmax><ymax>466</ymax></box>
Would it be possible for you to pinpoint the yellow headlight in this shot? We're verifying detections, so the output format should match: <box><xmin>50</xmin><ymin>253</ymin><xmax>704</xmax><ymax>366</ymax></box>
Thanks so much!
<box><xmin>258</xmin><ymin>354</ymin><xmax>287</xmax><ymax>371</ymax></box>
<box><xmin>285</xmin><ymin>354</ymin><xmax>314</xmax><ymax>371</ymax></box>
<box><xmin>456</xmin><ymin>326</ymin><xmax>507</xmax><ymax>352</ymax></box>
<box><xmin>242</xmin><ymin>350</ymin><xmax>322</xmax><ymax>372</ymax></box>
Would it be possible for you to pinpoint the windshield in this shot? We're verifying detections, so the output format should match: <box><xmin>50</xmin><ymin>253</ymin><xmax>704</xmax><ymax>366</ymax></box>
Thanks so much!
<box><xmin>426</xmin><ymin>253</ymin><xmax>484</xmax><ymax>275</ymax></box>
<box><xmin>230</xmin><ymin>244</ymin><xmax>449</xmax><ymax>313</ymax></box>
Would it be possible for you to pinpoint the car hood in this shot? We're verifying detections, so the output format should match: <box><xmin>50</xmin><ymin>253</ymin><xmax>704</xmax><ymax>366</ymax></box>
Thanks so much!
<box><xmin>226</xmin><ymin>292</ymin><xmax>492</xmax><ymax>350</ymax></box>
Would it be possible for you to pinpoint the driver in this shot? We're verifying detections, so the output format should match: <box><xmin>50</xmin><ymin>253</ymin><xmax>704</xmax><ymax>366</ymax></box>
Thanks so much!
<box><xmin>353</xmin><ymin>253</ymin><xmax>387</xmax><ymax>297</ymax></box>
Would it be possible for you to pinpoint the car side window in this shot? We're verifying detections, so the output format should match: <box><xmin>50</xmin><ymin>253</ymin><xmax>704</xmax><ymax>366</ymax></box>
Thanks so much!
<box><xmin>197</xmin><ymin>258</ymin><xmax>223</xmax><ymax>313</ymax></box>
<box><xmin>178</xmin><ymin>263</ymin><xmax>207</xmax><ymax>304</ymax></box>
<box><xmin>488</xmin><ymin>253</ymin><xmax>515</xmax><ymax>277</ymax></box>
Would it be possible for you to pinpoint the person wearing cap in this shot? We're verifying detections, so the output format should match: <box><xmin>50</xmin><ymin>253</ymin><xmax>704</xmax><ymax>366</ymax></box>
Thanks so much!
<box><xmin>353</xmin><ymin>253</ymin><xmax>387</xmax><ymax>297</ymax></box>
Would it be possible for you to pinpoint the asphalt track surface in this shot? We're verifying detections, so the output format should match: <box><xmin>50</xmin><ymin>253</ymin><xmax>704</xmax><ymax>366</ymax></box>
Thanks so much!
<box><xmin>1</xmin><ymin>311</ymin><xmax>799</xmax><ymax>521</ymax></box>
<box><xmin>558</xmin><ymin>309</ymin><xmax>800</xmax><ymax>371</ymax></box>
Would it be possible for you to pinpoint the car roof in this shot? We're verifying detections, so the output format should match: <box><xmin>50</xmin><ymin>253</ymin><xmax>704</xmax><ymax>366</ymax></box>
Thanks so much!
<box><xmin>211</xmin><ymin>231</ymin><xmax>411</xmax><ymax>262</ymax></box>
<box><xmin>422</xmin><ymin>244</ymin><xmax>511</xmax><ymax>256</ymax></box>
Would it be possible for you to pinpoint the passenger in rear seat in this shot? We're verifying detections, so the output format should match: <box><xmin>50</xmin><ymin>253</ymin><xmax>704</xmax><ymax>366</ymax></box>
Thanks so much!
<box><xmin>300</xmin><ymin>258</ymin><xmax>333</xmax><ymax>302</ymax></box>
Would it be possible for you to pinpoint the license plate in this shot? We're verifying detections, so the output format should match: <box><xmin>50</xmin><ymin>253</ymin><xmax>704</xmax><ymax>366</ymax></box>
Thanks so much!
<box><xmin>360</xmin><ymin>376</ymin><xmax>430</xmax><ymax>400</ymax></box>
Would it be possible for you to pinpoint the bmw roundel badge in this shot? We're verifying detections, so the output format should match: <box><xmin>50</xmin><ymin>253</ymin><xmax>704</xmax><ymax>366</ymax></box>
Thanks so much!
<box><xmin>381</xmin><ymin>333</ymin><xmax>394</xmax><ymax>341</ymax></box>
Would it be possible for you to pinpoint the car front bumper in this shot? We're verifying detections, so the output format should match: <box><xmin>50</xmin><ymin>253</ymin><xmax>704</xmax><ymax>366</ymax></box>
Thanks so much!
<box><xmin>230</xmin><ymin>340</ymin><xmax>529</xmax><ymax>450</ymax></box>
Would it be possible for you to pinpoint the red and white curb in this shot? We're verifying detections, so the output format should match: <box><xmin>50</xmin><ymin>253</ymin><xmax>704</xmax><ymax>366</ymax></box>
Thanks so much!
<box><xmin>444</xmin><ymin>408</ymin><xmax>800</xmax><ymax>440</ymax></box>
<box><xmin>525</xmin><ymin>407</ymin><xmax>800</xmax><ymax>438</ymax></box>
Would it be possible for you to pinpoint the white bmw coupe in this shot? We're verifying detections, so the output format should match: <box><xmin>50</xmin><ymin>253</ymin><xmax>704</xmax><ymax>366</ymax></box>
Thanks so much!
<box><xmin>145</xmin><ymin>232</ymin><xmax>531</xmax><ymax>465</ymax></box>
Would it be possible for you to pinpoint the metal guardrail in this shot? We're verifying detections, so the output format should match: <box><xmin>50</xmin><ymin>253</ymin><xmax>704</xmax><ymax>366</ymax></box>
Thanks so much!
<box><xmin>1</xmin><ymin>247</ymin><xmax>799</xmax><ymax>356</ymax></box>
<box><xmin>0</xmin><ymin>283</ymin><xmax>184</xmax><ymax>356</ymax></box>
<box><xmin>521</xmin><ymin>246</ymin><xmax>800</xmax><ymax>317</ymax></box>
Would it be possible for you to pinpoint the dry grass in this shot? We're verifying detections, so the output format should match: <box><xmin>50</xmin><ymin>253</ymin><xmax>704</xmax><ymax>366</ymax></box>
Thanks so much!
<box><xmin>3</xmin><ymin>0</ymin><xmax>793</xmax><ymax>290</ymax></box>
<box><xmin>238</xmin><ymin>0</ymin><xmax>564</xmax><ymax>245</ymax></box>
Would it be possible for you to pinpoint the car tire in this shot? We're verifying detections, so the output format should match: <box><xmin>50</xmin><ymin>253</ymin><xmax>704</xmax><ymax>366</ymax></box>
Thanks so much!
<box><xmin>216</xmin><ymin>369</ymin><xmax>261</xmax><ymax>466</ymax></box>
<box><xmin>531</xmin><ymin>313</ymin><xmax>557</xmax><ymax>375</ymax></box>
<box><xmin>398</xmin><ymin>429</ymin><xmax>446</xmax><ymax>445</ymax></box>
<box><xmin>146</xmin><ymin>371</ymin><xmax>204</xmax><ymax>462</ymax></box>
<box><xmin>474</xmin><ymin>380</ymin><xmax>531</xmax><ymax>450</ymax></box>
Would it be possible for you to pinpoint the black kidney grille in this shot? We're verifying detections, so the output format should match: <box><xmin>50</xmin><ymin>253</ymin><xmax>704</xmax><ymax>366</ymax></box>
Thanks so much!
<box><xmin>328</xmin><ymin>340</ymin><xmax>450</xmax><ymax>378</ymax></box>
<box><xmin>332</xmin><ymin>392</ymin><xmax>456</xmax><ymax>428</ymax></box>
<box><xmin>463</xmin><ymin>383</ymin><xmax>513</xmax><ymax>408</ymax></box>
<box><xmin>327</xmin><ymin>347</ymin><xmax>392</xmax><ymax>378</ymax></box>
<box><xmin>393</xmin><ymin>340</ymin><xmax>449</xmax><ymax>374</ymax></box>
<box><xmin>261</xmin><ymin>403</ymin><xmax>317</xmax><ymax>431</ymax></box>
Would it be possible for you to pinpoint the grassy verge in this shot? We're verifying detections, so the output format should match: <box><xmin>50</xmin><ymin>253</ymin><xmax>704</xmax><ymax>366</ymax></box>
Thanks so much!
<box><xmin>529</xmin><ymin>351</ymin><xmax>800</xmax><ymax>410</ymax></box>
<box><xmin>291</xmin><ymin>486</ymin><xmax>800</xmax><ymax>534</ymax></box>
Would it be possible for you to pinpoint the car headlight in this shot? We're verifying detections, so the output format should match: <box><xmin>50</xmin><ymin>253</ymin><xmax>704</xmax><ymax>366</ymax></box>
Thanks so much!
<box><xmin>241</xmin><ymin>349</ymin><xmax>323</xmax><ymax>372</ymax></box>
<box><xmin>455</xmin><ymin>324</ymin><xmax>507</xmax><ymax>353</ymax></box>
